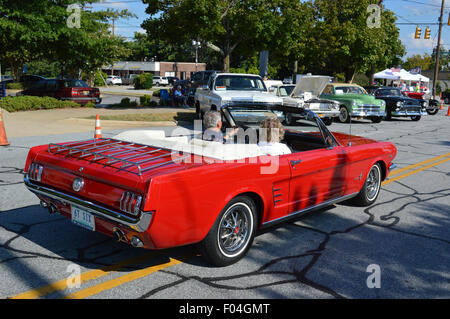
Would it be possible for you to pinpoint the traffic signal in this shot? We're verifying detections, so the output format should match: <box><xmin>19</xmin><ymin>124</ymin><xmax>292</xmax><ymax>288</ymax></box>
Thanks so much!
<box><xmin>414</xmin><ymin>26</ymin><xmax>422</xmax><ymax>39</ymax></box>
<box><xmin>424</xmin><ymin>27</ymin><xmax>431</xmax><ymax>39</ymax></box>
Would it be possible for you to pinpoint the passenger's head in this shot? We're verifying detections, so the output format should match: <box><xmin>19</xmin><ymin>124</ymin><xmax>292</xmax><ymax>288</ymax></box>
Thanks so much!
<box><xmin>203</xmin><ymin>110</ymin><xmax>222</xmax><ymax>130</ymax></box>
<box><xmin>259</xmin><ymin>116</ymin><xmax>285</xmax><ymax>143</ymax></box>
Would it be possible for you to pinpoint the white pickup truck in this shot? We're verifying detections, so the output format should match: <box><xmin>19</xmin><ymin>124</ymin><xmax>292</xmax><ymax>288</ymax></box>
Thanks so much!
<box><xmin>194</xmin><ymin>73</ymin><xmax>283</xmax><ymax>118</ymax></box>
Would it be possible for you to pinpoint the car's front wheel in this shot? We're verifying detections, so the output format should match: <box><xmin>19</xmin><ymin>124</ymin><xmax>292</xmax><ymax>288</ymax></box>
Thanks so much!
<box><xmin>426</xmin><ymin>109</ymin><xmax>438</xmax><ymax>115</ymax></box>
<box><xmin>198</xmin><ymin>196</ymin><xmax>257</xmax><ymax>266</ymax></box>
<box><xmin>339</xmin><ymin>106</ymin><xmax>350</xmax><ymax>123</ymax></box>
<box><xmin>351</xmin><ymin>163</ymin><xmax>382</xmax><ymax>206</ymax></box>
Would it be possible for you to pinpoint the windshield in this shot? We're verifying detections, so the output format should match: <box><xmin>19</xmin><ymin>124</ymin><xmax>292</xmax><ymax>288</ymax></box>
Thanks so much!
<box><xmin>215</xmin><ymin>75</ymin><xmax>266</xmax><ymax>91</ymax></box>
<box><xmin>278</xmin><ymin>85</ymin><xmax>294</xmax><ymax>96</ymax></box>
<box><xmin>376</xmin><ymin>88</ymin><xmax>402</xmax><ymax>97</ymax></box>
<box><xmin>335</xmin><ymin>86</ymin><xmax>366</xmax><ymax>95</ymax></box>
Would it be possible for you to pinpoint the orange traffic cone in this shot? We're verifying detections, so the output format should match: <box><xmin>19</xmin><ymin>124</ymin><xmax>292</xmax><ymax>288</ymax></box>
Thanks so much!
<box><xmin>94</xmin><ymin>114</ymin><xmax>102</xmax><ymax>139</ymax></box>
<box><xmin>0</xmin><ymin>111</ymin><xmax>10</xmax><ymax>146</ymax></box>
<box><xmin>446</xmin><ymin>105</ymin><xmax>450</xmax><ymax>117</ymax></box>
<box><xmin>440</xmin><ymin>100</ymin><xmax>444</xmax><ymax>110</ymax></box>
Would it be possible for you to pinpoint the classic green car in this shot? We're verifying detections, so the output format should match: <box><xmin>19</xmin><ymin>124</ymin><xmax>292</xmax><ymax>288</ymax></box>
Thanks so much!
<box><xmin>320</xmin><ymin>83</ymin><xmax>386</xmax><ymax>123</ymax></box>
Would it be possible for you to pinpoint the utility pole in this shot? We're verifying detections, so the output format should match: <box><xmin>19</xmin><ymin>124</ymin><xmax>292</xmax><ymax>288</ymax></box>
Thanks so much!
<box><xmin>432</xmin><ymin>0</ymin><xmax>445</xmax><ymax>99</ymax></box>
<box><xmin>111</xmin><ymin>16</ymin><xmax>115</xmax><ymax>76</ymax></box>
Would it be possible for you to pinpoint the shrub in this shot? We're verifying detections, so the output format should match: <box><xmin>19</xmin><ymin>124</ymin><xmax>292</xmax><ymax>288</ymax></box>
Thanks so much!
<box><xmin>139</xmin><ymin>94</ymin><xmax>153</xmax><ymax>106</ymax></box>
<box><xmin>94</xmin><ymin>70</ymin><xmax>108</xmax><ymax>87</ymax></box>
<box><xmin>0</xmin><ymin>96</ymin><xmax>79</xmax><ymax>112</ymax></box>
<box><xmin>134</xmin><ymin>73</ymin><xmax>153</xmax><ymax>89</ymax></box>
<box><xmin>6</xmin><ymin>82</ymin><xmax>24</xmax><ymax>90</ymax></box>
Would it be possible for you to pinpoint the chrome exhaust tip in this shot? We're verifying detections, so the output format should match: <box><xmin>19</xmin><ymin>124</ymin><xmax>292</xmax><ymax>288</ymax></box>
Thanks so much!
<box><xmin>112</xmin><ymin>228</ymin><xmax>126</xmax><ymax>243</ymax></box>
<box><xmin>40</xmin><ymin>201</ymin><xmax>49</xmax><ymax>208</ymax></box>
<box><xmin>48</xmin><ymin>204</ymin><xmax>58</xmax><ymax>214</ymax></box>
<box><xmin>131</xmin><ymin>236</ymin><xmax>144</xmax><ymax>248</ymax></box>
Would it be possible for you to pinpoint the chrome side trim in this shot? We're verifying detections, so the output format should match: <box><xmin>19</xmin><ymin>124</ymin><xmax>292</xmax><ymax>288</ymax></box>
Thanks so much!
<box><xmin>24</xmin><ymin>175</ymin><xmax>152</xmax><ymax>232</ymax></box>
<box><xmin>261</xmin><ymin>192</ymin><xmax>358</xmax><ymax>229</ymax></box>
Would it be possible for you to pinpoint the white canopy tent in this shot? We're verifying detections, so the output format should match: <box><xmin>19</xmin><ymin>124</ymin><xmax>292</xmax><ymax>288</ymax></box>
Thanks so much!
<box><xmin>374</xmin><ymin>69</ymin><xmax>400</xmax><ymax>80</ymax></box>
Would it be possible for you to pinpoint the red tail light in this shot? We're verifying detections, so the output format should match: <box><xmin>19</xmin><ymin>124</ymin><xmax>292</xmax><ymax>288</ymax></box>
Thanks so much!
<box><xmin>120</xmin><ymin>191</ymin><xmax>143</xmax><ymax>216</ymax></box>
<box><xmin>28</xmin><ymin>163</ymin><xmax>43</xmax><ymax>182</ymax></box>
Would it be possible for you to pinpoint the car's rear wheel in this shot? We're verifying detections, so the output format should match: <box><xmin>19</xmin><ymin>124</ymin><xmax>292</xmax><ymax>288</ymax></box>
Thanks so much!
<box><xmin>198</xmin><ymin>196</ymin><xmax>257</xmax><ymax>266</ymax></box>
<box><xmin>351</xmin><ymin>163</ymin><xmax>382</xmax><ymax>206</ymax></box>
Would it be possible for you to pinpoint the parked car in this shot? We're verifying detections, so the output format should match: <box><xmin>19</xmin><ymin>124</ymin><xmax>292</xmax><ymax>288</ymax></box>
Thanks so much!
<box><xmin>153</xmin><ymin>76</ymin><xmax>169</xmax><ymax>86</ymax></box>
<box><xmin>194</xmin><ymin>72</ymin><xmax>283</xmax><ymax>118</ymax></box>
<box><xmin>167</xmin><ymin>76</ymin><xmax>179</xmax><ymax>85</ymax></box>
<box><xmin>19</xmin><ymin>78</ymin><xmax>101</xmax><ymax>104</ymax></box>
<box><xmin>402</xmin><ymin>90</ymin><xmax>440</xmax><ymax>115</ymax></box>
<box><xmin>282</xmin><ymin>77</ymin><xmax>293</xmax><ymax>84</ymax></box>
<box><xmin>271</xmin><ymin>76</ymin><xmax>340</xmax><ymax>126</ymax></box>
<box><xmin>23</xmin><ymin>104</ymin><xmax>396</xmax><ymax>266</ymax></box>
<box><xmin>320</xmin><ymin>83</ymin><xmax>386</xmax><ymax>123</ymax></box>
<box><xmin>374</xmin><ymin>87</ymin><xmax>426</xmax><ymax>121</ymax></box>
<box><xmin>121</xmin><ymin>74</ymin><xmax>138</xmax><ymax>86</ymax></box>
<box><xmin>106</xmin><ymin>75</ymin><xmax>122</xmax><ymax>85</ymax></box>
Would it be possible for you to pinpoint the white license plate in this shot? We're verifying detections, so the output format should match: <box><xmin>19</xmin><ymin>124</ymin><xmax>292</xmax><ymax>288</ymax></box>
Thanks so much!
<box><xmin>71</xmin><ymin>206</ymin><xmax>95</xmax><ymax>231</ymax></box>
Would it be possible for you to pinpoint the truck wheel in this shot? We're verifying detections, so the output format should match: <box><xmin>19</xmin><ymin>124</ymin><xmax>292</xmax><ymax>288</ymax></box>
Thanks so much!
<box><xmin>350</xmin><ymin>163</ymin><xmax>382</xmax><ymax>207</ymax></box>
<box><xmin>338</xmin><ymin>106</ymin><xmax>350</xmax><ymax>123</ymax></box>
<box><xmin>196</xmin><ymin>103</ymin><xmax>202</xmax><ymax>119</ymax></box>
<box><xmin>198</xmin><ymin>196</ymin><xmax>257</xmax><ymax>267</ymax></box>
<box><xmin>284</xmin><ymin>113</ymin><xmax>295</xmax><ymax>126</ymax></box>
<box><xmin>322</xmin><ymin>117</ymin><xmax>333</xmax><ymax>126</ymax></box>
<box><xmin>370</xmin><ymin>116</ymin><xmax>382</xmax><ymax>123</ymax></box>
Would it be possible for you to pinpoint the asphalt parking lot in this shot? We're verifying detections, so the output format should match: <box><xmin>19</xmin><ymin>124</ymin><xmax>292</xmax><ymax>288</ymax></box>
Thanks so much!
<box><xmin>0</xmin><ymin>110</ymin><xmax>449</xmax><ymax>300</ymax></box>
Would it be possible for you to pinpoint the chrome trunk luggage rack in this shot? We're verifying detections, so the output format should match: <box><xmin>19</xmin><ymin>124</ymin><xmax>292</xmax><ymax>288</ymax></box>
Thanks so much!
<box><xmin>47</xmin><ymin>138</ymin><xmax>189</xmax><ymax>176</ymax></box>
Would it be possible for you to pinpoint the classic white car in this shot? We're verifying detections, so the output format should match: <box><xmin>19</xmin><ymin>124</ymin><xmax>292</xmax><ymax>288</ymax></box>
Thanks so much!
<box><xmin>271</xmin><ymin>75</ymin><xmax>340</xmax><ymax>126</ymax></box>
<box><xmin>194</xmin><ymin>73</ymin><xmax>283</xmax><ymax>118</ymax></box>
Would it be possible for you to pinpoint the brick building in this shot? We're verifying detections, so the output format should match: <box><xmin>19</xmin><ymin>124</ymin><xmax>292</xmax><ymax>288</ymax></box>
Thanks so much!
<box><xmin>103</xmin><ymin>61</ymin><xmax>206</xmax><ymax>80</ymax></box>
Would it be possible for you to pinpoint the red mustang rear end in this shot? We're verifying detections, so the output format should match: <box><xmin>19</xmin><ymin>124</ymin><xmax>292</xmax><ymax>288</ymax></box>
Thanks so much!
<box><xmin>24</xmin><ymin>106</ymin><xmax>396</xmax><ymax>266</ymax></box>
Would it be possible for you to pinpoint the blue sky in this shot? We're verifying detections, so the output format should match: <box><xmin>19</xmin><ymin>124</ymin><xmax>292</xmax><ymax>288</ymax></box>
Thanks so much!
<box><xmin>92</xmin><ymin>0</ymin><xmax>449</xmax><ymax>59</ymax></box>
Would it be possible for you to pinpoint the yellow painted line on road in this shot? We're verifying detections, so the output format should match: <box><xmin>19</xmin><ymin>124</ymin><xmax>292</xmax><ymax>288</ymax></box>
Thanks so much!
<box><xmin>63</xmin><ymin>256</ymin><xmax>185</xmax><ymax>299</ymax></box>
<box><xmin>388</xmin><ymin>152</ymin><xmax>450</xmax><ymax>177</ymax></box>
<box><xmin>383</xmin><ymin>156</ymin><xmax>450</xmax><ymax>186</ymax></box>
<box><xmin>10</xmin><ymin>252</ymin><xmax>158</xmax><ymax>299</ymax></box>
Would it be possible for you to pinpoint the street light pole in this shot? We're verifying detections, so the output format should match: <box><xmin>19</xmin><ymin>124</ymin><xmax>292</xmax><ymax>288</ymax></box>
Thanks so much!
<box><xmin>432</xmin><ymin>0</ymin><xmax>445</xmax><ymax>99</ymax></box>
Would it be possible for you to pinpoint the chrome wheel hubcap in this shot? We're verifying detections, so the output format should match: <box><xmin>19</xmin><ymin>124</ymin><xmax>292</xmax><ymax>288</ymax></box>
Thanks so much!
<box><xmin>218</xmin><ymin>203</ymin><xmax>251</xmax><ymax>257</ymax></box>
<box><xmin>366</xmin><ymin>166</ymin><xmax>380</xmax><ymax>201</ymax></box>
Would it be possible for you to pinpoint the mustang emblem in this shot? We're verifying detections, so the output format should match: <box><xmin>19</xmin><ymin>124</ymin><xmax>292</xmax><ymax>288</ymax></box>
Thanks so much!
<box><xmin>72</xmin><ymin>177</ymin><xmax>84</xmax><ymax>192</ymax></box>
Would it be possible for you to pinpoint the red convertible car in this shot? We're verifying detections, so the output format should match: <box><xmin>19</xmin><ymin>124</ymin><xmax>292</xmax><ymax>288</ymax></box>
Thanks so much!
<box><xmin>24</xmin><ymin>105</ymin><xmax>396</xmax><ymax>266</ymax></box>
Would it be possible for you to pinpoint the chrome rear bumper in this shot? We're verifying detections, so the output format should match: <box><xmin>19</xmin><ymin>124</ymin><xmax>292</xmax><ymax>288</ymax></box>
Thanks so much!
<box><xmin>24</xmin><ymin>175</ymin><xmax>152</xmax><ymax>232</ymax></box>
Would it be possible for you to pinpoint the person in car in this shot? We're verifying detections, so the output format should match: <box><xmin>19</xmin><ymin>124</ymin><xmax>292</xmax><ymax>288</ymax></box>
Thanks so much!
<box><xmin>258</xmin><ymin>117</ymin><xmax>291</xmax><ymax>156</ymax></box>
<box><xmin>202</xmin><ymin>111</ymin><xmax>238</xmax><ymax>143</ymax></box>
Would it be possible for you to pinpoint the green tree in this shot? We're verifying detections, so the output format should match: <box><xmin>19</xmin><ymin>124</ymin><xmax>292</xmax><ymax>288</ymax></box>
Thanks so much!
<box><xmin>304</xmin><ymin>0</ymin><xmax>404</xmax><ymax>82</ymax></box>
<box><xmin>0</xmin><ymin>1</ymin><xmax>132</xmax><ymax>81</ymax></box>
<box><xmin>402</xmin><ymin>54</ymin><xmax>434</xmax><ymax>71</ymax></box>
<box><xmin>142</xmin><ymin>0</ymin><xmax>282</xmax><ymax>72</ymax></box>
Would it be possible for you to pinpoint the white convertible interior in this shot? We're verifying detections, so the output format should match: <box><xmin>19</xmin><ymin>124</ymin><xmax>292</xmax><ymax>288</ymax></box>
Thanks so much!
<box><xmin>113</xmin><ymin>130</ymin><xmax>265</xmax><ymax>161</ymax></box>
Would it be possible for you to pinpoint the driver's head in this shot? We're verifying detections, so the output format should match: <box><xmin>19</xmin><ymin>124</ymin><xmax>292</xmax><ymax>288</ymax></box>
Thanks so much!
<box><xmin>203</xmin><ymin>110</ymin><xmax>222</xmax><ymax>130</ymax></box>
